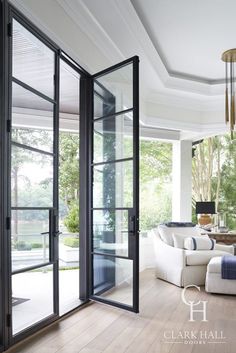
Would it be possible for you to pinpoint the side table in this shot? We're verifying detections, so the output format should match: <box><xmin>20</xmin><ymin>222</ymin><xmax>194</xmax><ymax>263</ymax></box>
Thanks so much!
<box><xmin>207</xmin><ymin>232</ymin><xmax>236</xmax><ymax>255</ymax></box>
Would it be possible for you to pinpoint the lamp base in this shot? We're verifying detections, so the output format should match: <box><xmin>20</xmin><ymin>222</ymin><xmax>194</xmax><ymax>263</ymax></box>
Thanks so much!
<box><xmin>198</xmin><ymin>214</ymin><xmax>212</xmax><ymax>226</ymax></box>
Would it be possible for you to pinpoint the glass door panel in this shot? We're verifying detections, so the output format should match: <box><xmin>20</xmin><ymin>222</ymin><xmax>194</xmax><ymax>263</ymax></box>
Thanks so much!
<box><xmin>12</xmin><ymin>19</ymin><xmax>55</xmax><ymax>98</ymax></box>
<box><xmin>11</xmin><ymin>209</ymin><xmax>50</xmax><ymax>271</ymax></box>
<box><xmin>10</xmin><ymin>17</ymin><xmax>58</xmax><ymax>338</ymax></box>
<box><xmin>93</xmin><ymin>113</ymin><xmax>133</xmax><ymax>163</ymax></box>
<box><xmin>11</xmin><ymin>145</ymin><xmax>53</xmax><ymax>208</ymax></box>
<box><xmin>93</xmin><ymin>160</ymin><xmax>133</xmax><ymax>209</ymax></box>
<box><xmin>93</xmin><ymin>255</ymin><xmax>133</xmax><ymax>306</ymax></box>
<box><xmin>90</xmin><ymin>57</ymin><xmax>139</xmax><ymax>312</ymax></box>
<box><xmin>12</xmin><ymin>265</ymin><xmax>54</xmax><ymax>335</ymax></box>
<box><xmin>93</xmin><ymin>209</ymin><xmax>129</xmax><ymax>257</ymax></box>
<box><xmin>93</xmin><ymin>63</ymin><xmax>133</xmax><ymax>117</ymax></box>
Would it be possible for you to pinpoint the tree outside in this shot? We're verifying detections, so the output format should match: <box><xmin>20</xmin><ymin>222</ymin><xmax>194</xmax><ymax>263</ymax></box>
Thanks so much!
<box><xmin>12</xmin><ymin>127</ymin><xmax>173</xmax><ymax>236</ymax></box>
<box><xmin>192</xmin><ymin>134</ymin><xmax>236</xmax><ymax>230</ymax></box>
<box><xmin>140</xmin><ymin>140</ymin><xmax>172</xmax><ymax>231</ymax></box>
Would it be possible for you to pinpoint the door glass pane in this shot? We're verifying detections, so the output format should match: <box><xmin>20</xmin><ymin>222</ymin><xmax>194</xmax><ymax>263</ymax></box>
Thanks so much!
<box><xmin>93</xmin><ymin>113</ymin><xmax>133</xmax><ymax>163</ymax></box>
<box><xmin>59</xmin><ymin>58</ymin><xmax>81</xmax><ymax>314</ymax></box>
<box><xmin>93</xmin><ymin>210</ymin><xmax>128</xmax><ymax>257</ymax></box>
<box><xmin>94</xmin><ymin>91</ymin><xmax>103</xmax><ymax>118</ymax></box>
<box><xmin>11</xmin><ymin>210</ymin><xmax>50</xmax><ymax>272</ymax></box>
<box><xmin>93</xmin><ymin>255</ymin><xmax>133</xmax><ymax>306</ymax></box>
<box><xmin>11</xmin><ymin>145</ymin><xmax>53</xmax><ymax>207</ymax></box>
<box><xmin>13</xmin><ymin>20</ymin><xmax>54</xmax><ymax>98</ymax></box>
<box><xmin>12</xmin><ymin>265</ymin><xmax>54</xmax><ymax>335</ymax></box>
<box><xmin>93</xmin><ymin>160</ymin><xmax>133</xmax><ymax>208</ymax></box>
<box><xmin>94</xmin><ymin>63</ymin><xmax>133</xmax><ymax>118</ymax></box>
<box><xmin>12</xmin><ymin>83</ymin><xmax>53</xmax><ymax>153</ymax></box>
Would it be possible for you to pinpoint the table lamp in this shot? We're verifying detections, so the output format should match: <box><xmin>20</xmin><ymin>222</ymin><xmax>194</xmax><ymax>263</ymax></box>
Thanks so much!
<box><xmin>195</xmin><ymin>201</ymin><xmax>216</xmax><ymax>226</ymax></box>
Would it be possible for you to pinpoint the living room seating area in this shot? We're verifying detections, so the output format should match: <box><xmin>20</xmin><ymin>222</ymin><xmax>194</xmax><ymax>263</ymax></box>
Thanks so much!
<box><xmin>152</xmin><ymin>223</ymin><xmax>234</xmax><ymax>287</ymax></box>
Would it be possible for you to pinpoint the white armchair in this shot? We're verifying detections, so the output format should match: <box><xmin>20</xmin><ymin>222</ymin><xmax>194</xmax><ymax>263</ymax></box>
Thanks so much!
<box><xmin>152</xmin><ymin>225</ymin><xmax>234</xmax><ymax>287</ymax></box>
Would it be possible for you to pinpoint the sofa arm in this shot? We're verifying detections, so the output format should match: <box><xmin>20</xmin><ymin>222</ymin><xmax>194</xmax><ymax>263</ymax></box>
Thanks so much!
<box><xmin>151</xmin><ymin>228</ymin><xmax>185</xmax><ymax>268</ymax></box>
<box><xmin>215</xmin><ymin>243</ymin><xmax>234</xmax><ymax>255</ymax></box>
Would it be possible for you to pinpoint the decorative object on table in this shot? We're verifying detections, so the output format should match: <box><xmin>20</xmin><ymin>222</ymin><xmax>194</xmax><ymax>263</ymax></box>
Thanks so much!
<box><xmin>217</xmin><ymin>212</ymin><xmax>228</xmax><ymax>233</ymax></box>
<box><xmin>195</xmin><ymin>201</ymin><xmax>216</xmax><ymax>226</ymax></box>
<box><xmin>222</xmin><ymin>48</ymin><xmax>236</xmax><ymax>139</ymax></box>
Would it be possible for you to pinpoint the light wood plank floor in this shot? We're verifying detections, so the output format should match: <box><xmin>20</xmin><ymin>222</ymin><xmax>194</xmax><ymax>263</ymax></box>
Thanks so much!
<box><xmin>6</xmin><ymin>269</ymin><xmax>236</xmax><ymax>353</ymax></box>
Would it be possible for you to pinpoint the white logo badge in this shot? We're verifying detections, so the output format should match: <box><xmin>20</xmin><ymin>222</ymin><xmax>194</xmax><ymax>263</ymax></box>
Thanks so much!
<box><xmin>181</xmin><ymin>285</ymin><xmax>208</xmax><ymax>322</ymax></box>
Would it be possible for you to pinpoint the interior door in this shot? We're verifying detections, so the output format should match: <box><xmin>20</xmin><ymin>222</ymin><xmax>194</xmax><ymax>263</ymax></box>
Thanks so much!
<box><xmin>90</xmin><ymin>56</ymin><xmax>139</xmax><ymax>312</ymax></box>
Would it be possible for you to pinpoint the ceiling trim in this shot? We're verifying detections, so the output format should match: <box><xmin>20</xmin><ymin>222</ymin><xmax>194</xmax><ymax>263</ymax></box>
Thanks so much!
<box><xmin>130</xmin><ymin>0</ymin><xmax>226</xmax><ymax>85</ymax></box>
<box><xmin>56</xmin><ymin>0</ymin><xmax>125</xmax><ymax>65</ymax></box>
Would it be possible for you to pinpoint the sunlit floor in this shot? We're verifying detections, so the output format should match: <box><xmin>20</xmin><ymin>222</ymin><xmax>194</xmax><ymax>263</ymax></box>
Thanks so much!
<box><xmin>7</xmin><ymin>269</ymin><xmax>236</xmax><ymax>353</ymax></box>
<box><xmin>12</xmin><ymin>269</ymin><xmax>81</xmax><ymax>335</ymax></box>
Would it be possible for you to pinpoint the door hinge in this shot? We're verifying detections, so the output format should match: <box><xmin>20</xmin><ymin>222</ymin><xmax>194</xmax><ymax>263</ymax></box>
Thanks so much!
<box><xmin>6</xmin><ymin>217</ymin><xmax>11</xmax><ymax>230</ymax></box>
<box><xmin>7</xmin><ymin>120</ymin><xmax>11</xmax><ymax>133</ymax></box>
<box><xmin>6</xmin><ymin>314</ymin><xmax>11</xmax><ymax>327</ymax></box>
<box><xmin>7</xmin><ymin>23</ymin><xmax>12</xmax><ymax>37</ymax></box>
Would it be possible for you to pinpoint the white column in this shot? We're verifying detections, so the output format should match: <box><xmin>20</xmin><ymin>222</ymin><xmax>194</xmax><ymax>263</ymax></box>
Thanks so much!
<box><xmin>172</xmin><ymin>140</ymin><xmax>192</xmax><ymax>222</ymax></box>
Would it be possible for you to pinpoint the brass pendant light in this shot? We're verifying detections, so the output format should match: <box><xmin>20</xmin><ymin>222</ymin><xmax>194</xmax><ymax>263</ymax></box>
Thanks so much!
<box><xmin>222</xmin><ymin>49</ymin><xmax>236</xmax><ymax>139</ymax></box>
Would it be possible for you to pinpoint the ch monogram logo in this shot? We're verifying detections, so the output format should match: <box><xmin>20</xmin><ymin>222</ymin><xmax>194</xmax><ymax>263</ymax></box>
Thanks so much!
<box><xmin>181</xmin><ymin>285</ymin><xmax>208</xmax><ymax>322</ymax></box>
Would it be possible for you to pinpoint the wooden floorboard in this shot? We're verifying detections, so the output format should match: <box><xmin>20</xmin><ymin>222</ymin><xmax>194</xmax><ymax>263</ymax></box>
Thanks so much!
<box><xmin>6</xmin><ymin>269</ymin><xmax>236</xmax><ymax>353</ymax></box>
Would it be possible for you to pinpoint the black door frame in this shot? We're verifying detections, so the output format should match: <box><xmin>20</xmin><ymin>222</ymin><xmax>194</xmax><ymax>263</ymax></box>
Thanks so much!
<box><xmin>88</xmin><ymin>56</ymin><xmax>140</xmax><ymax>313</ymax></box>
<box><xmin>6</xmin><ymin>3</ymin><xmax>60</xmax><ymax>347</ymax></box>
<box><xmin>0</xmin><ymin>1</ymin><xmax>90</xmax><ymax>349</ymax></box>
<box><xmin>0</xmin><ymin>0</ymin><xmax>139</xmax><ymax>350</ymax></box>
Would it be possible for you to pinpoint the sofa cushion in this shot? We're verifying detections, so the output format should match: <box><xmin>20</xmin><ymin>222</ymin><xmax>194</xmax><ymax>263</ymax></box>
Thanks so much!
<box><xmin>186</xmin><ymin>250</ymin><xmax>231</xmax><ymax>266</ymax></box>
<box><xmin>173</xmin><ymin>233</ymin><xmax>208</xmax><ymax>249</ymax></box>
<box><xmin>184</xmin><ymin>236</ymin><xmax>215</xmax><ymax>250</ymax></box>
<box><xmin>158</xmin><ymin>225</ymin><xmax>201</xmax><ymax>246</ymax></box>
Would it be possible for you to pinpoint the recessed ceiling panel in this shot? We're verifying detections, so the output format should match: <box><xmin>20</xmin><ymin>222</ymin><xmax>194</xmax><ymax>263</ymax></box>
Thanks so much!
<box><xmin>132</xmin><ymin>0</ymin><xmax>236</xmax><ymax>82</ymax></box>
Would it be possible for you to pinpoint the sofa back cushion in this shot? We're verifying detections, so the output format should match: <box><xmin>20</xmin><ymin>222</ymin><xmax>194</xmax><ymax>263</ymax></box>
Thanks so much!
<box><xmin>184</xmin><ymin>236</ymin><xmax>216</xmax><ymax>250</ymax></box>
<box><xmin>158</xmin><ymin>225</ymin><xmax>201</xmax><ymax>246</ymax></box>
<box><xmin>172</xmin><ymin>232</ymin><xmax>208</xmax><ymax>249</ymax></box>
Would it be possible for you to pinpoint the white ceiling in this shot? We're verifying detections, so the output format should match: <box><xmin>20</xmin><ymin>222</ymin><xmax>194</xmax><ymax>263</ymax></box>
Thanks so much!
<box><xmin>132</xmin><ymin>0</ymin><xmax>236</xmax><ymax>83</ymax></box>
<box><xmin>9</xmin><ymin>0</ymin><xmax>232</xmax><ymax>141</ymax></box>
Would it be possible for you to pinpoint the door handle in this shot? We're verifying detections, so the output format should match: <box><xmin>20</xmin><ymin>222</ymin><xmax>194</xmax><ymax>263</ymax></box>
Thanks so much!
<box><xmin>54</xmin><ymin>231</ymin><xmax>62</xmax><ymax>237</ymax></box>
<box><xmin>129</xmin><ymin>216</ymin><xmax>136</xmax><ymax>234</ymax></box>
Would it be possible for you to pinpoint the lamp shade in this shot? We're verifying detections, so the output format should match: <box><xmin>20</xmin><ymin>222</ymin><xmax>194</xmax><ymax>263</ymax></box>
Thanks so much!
<box><xmin>195</xmin><ymin>201</ymin><xmax>216</xmax><ymax>214</ymax></box>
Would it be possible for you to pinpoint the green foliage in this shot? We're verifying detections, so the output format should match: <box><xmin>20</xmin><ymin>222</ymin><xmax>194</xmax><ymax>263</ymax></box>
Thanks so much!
<box><xmin>59</xmin><ymin>133</ymin><xmax>80</xmax><ymax>205</ymax></box>
<box><xmin>31</xmin><ymin>243</ymin><xmax>43</xmax><ymax>249</ymax></box>
<box><xmin>15</xmin><ymin>241</ymin><xmax>32</xmax><ymax>251</ymax></box>
<box><xmin>218</xmin><ymin>137</ymin><xmax>236</xmax><ymax>229</ymax></box>
<box><xmin>140</xmin><ymin>140</ymin><xmax>172</xmax><ymax>184</ymax></box>
<box><xmin>63</xmin><ymin>237</ymin><xmax>79</xmax><ymax>248</ymax></box>
<box><xmin>192</xmin><ymin>133</ymin><xmax>236</xmax><ymax>230</ymax></box>
<box><xmin>64</xmin><ymin>203</ymin><xmax>79</xmax><ymax>233</ymax></box>
<box><xmin>140</xmin><ymin>140</ymin><xmax>172</xmax><ymax>230</ymax></box>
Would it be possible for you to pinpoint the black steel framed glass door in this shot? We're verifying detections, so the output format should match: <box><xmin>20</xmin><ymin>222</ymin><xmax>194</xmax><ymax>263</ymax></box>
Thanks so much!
<box><xmin>8</xmin><ymin>12</ymin><xmax>60</xmax><ymax>342</ymax></box>
<box><xmin>90</xmin><ymin>56</ymin><xmax>139</xmax><ymax>312</ymax></box>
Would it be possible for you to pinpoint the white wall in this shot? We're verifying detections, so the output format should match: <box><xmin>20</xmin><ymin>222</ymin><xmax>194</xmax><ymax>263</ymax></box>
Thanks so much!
<box><xmin>172</xmin><ymin>140</ymin><xmax>192</xmax><ymax>222</ymax></box>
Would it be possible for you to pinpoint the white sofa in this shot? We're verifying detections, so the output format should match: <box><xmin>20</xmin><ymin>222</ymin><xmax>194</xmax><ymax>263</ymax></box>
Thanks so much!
<box><xmin>152</xmin><ymin>225</ymin><xmax>234</xmax><ymax>287</ymax></box>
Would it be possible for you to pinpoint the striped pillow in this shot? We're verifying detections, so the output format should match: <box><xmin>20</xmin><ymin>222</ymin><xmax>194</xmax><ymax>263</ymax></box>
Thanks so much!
<box><xmin>184</xmin><ymin>236</ymin><xmax>215</xmax><ymax>250</ymax></box>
